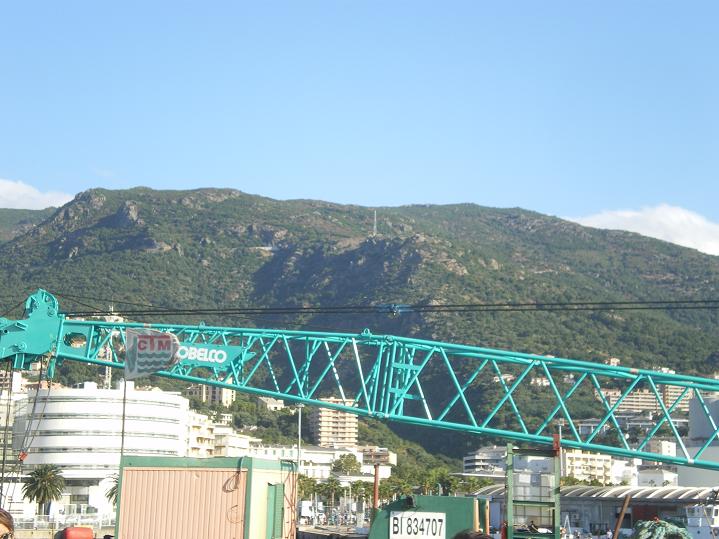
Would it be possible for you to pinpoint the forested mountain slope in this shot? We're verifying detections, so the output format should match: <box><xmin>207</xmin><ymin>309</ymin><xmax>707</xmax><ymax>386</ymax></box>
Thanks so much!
<box><xmin>1</xmin><ymin>187</ymin><xmax>717</xmax><ymax>457</ymax></box>
<box><xmin>0</xmin><ymin>207</ymin><xmax>55</xmax><ymax>242</ymax></box>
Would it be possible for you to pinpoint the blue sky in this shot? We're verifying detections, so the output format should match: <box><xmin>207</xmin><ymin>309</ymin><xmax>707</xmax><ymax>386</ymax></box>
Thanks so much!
<box><xmin>0</xmin><ymin>2</ymin><xmax>717</xmax><ymax>251</ymax></box>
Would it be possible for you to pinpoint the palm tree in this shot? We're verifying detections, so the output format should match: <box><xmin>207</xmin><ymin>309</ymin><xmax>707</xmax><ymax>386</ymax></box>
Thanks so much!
<box><xmin>105</xmin><ymin>473</ymin><xmax>119</xmax><ymax>506</ymax></box>
<box><xmin>377</xmin><ymin>477</ymin><xmax>406</xmax><ymax>503</ymax></box>
<box><xmin>23</xmin><ymin>464</ymin><xmax>65</xmax><ymax>515</ymax></box>
<box><xmin>298</xmin><ymin>474</ymin><xmax>317</xmax><ymax>500</ymax></box>
<box><xmin>319</xmin><ymin>477</ymin><xmax>342</xmax><ymax>519</ymax></box>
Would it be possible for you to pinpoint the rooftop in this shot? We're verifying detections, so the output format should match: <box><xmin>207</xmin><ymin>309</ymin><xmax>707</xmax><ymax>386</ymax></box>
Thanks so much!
<box><xmin>476</xmin><ymin>484</ymin><xmax>719</xmax><ymax>502</ymax></box>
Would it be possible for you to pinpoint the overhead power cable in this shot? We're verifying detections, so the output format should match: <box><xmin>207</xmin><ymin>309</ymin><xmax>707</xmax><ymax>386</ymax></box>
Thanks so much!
<box><xmin>50</xmin><ymin>292</ymin><xmax>719</xmax><ymax>318</ymax></box>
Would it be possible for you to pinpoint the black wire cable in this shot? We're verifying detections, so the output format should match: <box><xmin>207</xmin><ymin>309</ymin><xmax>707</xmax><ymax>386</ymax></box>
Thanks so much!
<box><xmin>0</xmin><ymin>359</ymin><xmax>13</xmax><ymax>505</ymax></box>
<box><xmin>53</xmin><ymin>290</ymin><xmax>719</xmax><ymax>312</ymax></box>
<box><xmin>54</xmin><ymin>292</ymin><xmax>162</xmax><ymax>310</ymax></box>
<box><xmin>0</xmin><ymin>297</ymin><xmax>30</xmax><ymax>319</ymax></box>
<box><xmin>62</xmin><ymin>301</ymin><xmax>719</xmax><ymax>318</ymax></box>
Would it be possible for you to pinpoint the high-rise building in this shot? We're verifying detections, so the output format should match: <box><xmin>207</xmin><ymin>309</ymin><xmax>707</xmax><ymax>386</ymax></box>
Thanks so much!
<box><xmin>600</xmin><ymin>386</ymin><xmax>691</xmax><ymax>413</ymax></box>
<box><xmin>308</xmin><ymin>398</ymin><xmax>358</xmax><ymax>448</ymax></box>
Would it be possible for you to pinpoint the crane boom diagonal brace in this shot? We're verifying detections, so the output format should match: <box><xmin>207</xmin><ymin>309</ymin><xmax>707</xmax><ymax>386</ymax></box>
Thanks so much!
<box><xmin>2</xmin><ymin>289</ymin><xmax>718</xmax><ymax>470</ymax></box>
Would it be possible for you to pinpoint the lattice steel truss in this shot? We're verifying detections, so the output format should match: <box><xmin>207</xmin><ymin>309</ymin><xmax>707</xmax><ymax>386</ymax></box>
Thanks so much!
<box><xmin>2</xmin><ymin>290</ymin><xmax>719</xmax><ymax>469</ymax></box>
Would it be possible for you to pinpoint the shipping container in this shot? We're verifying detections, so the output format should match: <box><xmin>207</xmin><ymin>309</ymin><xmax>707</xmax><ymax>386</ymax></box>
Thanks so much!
<box><xmin>116</xmin><ymin>456</ymin><xmax>297</xmax><ymax>539</ymax></box>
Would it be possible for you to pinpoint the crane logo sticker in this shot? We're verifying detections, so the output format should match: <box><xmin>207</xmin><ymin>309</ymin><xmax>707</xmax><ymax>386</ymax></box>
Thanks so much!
<box><xmin>175</xmin><ymin>343</ymin><xmax>248</xmax><ymax>369</ymax></box>
<box><xmin>176</xmin><ymin>345</ymin><xmax>228</xmax><ymax>363</ymax></box>
<box><xmin>125</xmin><ymin>329</ymin><xmax>180</xmax><ymax>380</ymax></box>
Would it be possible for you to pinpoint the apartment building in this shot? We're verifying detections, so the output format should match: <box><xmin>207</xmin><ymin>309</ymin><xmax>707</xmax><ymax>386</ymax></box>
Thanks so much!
<box><xmin>463</xmin><ymin>445</ymin><xmax>506</xmax><ymax>476</ymax></box>
<box><xmin>562</xmin><ymin>449</ymin><xmax>614</xmax><ymax>484</ymax></box>
<box><xmin>186</xmin><ymin>411</ymin><xmax>216</xmax><ymax>458</ymax></box>
<box><xmin>258</xmin><ymin>396</ymin><xmax>286</xmax><ymax>412</ymax></box>
<box><xmin>600</xmin><ymin>386</ymin><xmax>691</xmax><ymax>414</ymax></box>
<box><xmin>308</xmin><ymin>398</ymin><xmax>358</xmax><ymax>448</ymax></box>
<box><xmin>184</xmin><ymin>383</ymin><xmax>236</xmax><ymax>407</ymax></box>
<box><xmin>213</xmin><ymin>425</ymin><xmax>260</xmax><ymax>457</ymax></box>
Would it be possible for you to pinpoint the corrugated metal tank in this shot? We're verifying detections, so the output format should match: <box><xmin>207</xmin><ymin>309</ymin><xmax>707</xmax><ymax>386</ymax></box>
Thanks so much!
<box><xmin>116</xmin><ymin>456</ymin><xmax>297</xmax><ymax>539</ymax></box>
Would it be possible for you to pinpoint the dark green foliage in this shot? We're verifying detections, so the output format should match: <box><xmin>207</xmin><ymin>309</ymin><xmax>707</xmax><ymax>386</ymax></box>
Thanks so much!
<box><xmin>22</xmin><ymin>464</ymin><xmax>65</xmax><ymax>515</ymax></box>
<box><xmin>634</xmin><ymin>519</ymin><xmax>691</xmax><ymax>539</ymax></box>
<box><xmin>1</xmin><ymin>187</ymin><xmax>718</xmax><ymax>461</ymax></box>
<box><xmin>105</xmin><ymin>473</ymin><xmax>119</xmax><ymax>505</ymax></box>
<box><xmin>331</xmin><ymin>454</ymin><xmax>361</xmax><ymax>475</ymax></box>
<box><xmin>359</xmin><ymin>418</ymin><xmax>460</xmax><ymax>474</ymax></box>
<box><xmin>227</xmin><ymin>393</ymin><xmax>304</xmax><ymax>445</ymax></box>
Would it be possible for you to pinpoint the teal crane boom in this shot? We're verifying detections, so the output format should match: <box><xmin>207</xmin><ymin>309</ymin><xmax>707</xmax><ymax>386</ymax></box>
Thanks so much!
<box><xmin>2</xmin><ymin>289</ymin><xmax>719</xmax><ymax>470</ymax></box>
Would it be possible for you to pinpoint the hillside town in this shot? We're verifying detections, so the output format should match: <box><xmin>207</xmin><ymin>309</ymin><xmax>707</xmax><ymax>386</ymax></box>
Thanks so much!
<box><xmin>2</xmin><ymin>350</ymin><xmax>718</xmax><ymax>535</ymax></box>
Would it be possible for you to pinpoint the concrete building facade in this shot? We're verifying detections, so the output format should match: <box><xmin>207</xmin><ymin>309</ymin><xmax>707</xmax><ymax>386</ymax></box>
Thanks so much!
<box><xmin>184</xmin><ymin>383</ymin><xmax>236</xmax><ymax>407</ymax></box>
<box><xmin>358</xmin><ymin>445</ymin><xmax>397</xmax><ymax>466</ymax></box>
<box><xmin>258</xmin><ymin>396</ymin><xmax>286</xmax><ymax>412</ymax></box>
<box><xmin>600</xmin><ymin>385</ymin><xmax>691</xmax><ymax>414</ymax></box>
<box><xmin>463</xmin><ymin>445</ymin><xmax>506</xmax><ymax>477</ymax></box>
<box><xmin>10</xmin><ymin>381</ymin><xmax>189</xmax><ymax>521</ymax></box>
<box><xmin>308</xmin><ymin>398</ymin><xmax>358</xmax><ymax>448</ymax></box>
<box><xmin>562</xmin><ymin>450</ymin><xmax>614</xmax><ymax>484</ymax></box>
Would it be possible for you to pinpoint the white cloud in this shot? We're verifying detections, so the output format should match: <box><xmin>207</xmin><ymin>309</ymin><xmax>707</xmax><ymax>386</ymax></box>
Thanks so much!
<box><xmin>0</xmin><ymin>179</ymin><xmax>73</xmax><ymax>209</ymax></box>
<box><xmin>571</xmin><ymin>204</ymin><xmax>719</xmax><ymax>256</ymax></box>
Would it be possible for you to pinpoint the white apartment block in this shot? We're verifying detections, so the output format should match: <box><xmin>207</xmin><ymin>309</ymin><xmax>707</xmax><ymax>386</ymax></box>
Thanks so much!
<box><xmin>562</xmin><ymin>450</ymin><xmax>643</xmax><ymax>486</ymax></box>
<box><xmin>646</xmin><ymin>439</ymin><xmax>676</xmax><ymax>462</ymax></box>
<box><xmin>463</xmin><ymin>445</ymin><xmax>506</xmax><ymax>476</ymax></box>
<box><xmin>249</xmin><ymin>444</ymin><xmax>356</xmax><ymax>478</ymax></box>
<box><xmin>214</xmin><ymin>412</ymin><xmax>234</xmax><ymax>426</ymax></box>
<box><xmin>638</xmin><ymin>467</ymin><xmax>678</xmax><ymax>486</ymax></box>
<box><xmin>0</xmin><ymin>375</ymin><xmax>25</xmax><ymax>457</ymax></box>
<box><xmin>562</xmin><ymin>449</ymin><xmax>613</xmax><ymax>485</ymax></box>
<box><xmin>184</xmin><ymin>383</ymin><xmax>236</xmax><ymax>407</ymax></box>
<box><xmin>186</xmin><ymin>411</ymin><xmax>216</xmax><ymax>458</ymax></box>
<box><xmin>258</xmin><ymin>396</ymin><xmax>286</xmax><ymax>412</ymax></box>
<box><xmin>0</xmin><ymin>371</ymin><xmax>23</xmax><ymax>394</ymax></box>
<box><xmin>309</xmin><ymin>398</ymin><xmax>358</xmax><ymax>448</ymax></box>
<box><xmin>611</xmin><ymin>458</ymin><xmax>640</xmax><ymax>486</ymax></box>
<box><xmin>600</xmin><ymin>386</ymin><xmax>691</xmax><ymax>414</ymax></box>
<box><xmin>213</xmin><ymin>425</ymin><xmax>260</xmax><ymax>457</ymax></box>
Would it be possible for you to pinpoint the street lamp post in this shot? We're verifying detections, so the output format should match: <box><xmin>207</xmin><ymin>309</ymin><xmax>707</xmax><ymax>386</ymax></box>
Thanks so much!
<box><xmin>297</xmin><ymin>404</ymin><xmax>304</xmax><ymax>475</ymax></box>
<box><xmin>297</xmin><ymin>403</ymin><xmax>305</xmax><ymax>526</ymax></box>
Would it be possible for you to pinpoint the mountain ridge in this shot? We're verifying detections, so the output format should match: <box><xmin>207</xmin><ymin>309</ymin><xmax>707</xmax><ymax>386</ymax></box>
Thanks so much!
<box><xmin>1</xmin><ymin>187</ymin><xmax>717</xmax><ymax>458</ymax></box>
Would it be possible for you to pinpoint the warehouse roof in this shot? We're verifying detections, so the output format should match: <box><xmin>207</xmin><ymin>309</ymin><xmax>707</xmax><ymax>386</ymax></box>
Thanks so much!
<box><xmin>475</xmin><ymin>485</ymin><xmax>719</xmax><ymax>502</ymax></box>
